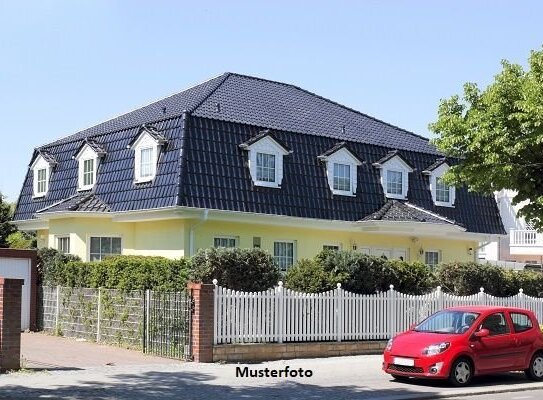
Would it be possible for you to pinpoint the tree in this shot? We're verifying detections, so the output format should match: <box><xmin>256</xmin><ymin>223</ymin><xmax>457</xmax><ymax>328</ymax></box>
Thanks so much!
<box><xmin>429</xmin><ymin>47</ymin><xmax>543</xmax><ymax>229</ymax></box>
<box><xmin>0</xmin><ymin>192</ymin><xmax>16</xmax><ymax>247</ymax></box>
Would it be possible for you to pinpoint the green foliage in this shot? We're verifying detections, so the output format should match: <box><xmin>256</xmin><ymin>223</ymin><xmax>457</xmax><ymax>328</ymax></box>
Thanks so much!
<box><xmin>435</xmin><ymin>261</ymin><xmax>543</xmax><ymax>297</ymax></box>
<box><xmin>386</xmin><ymin>260</ymin><xmax>436</xmax><ymax>295</ymax></box>
<box><xmin>190</xmin><ymin>247</ymin><xmax>280</xmax><ymax>291</ymax></box>
<box><xmin>38</xmin><ymin>247</ymin><xmax>81</xmax><ymax>285</ymax></box>
<box><xmin>429</xmin><ymin>46</ymin><xmax>543</xmax><ymax>229</ymax></box>
<box><xmin>6</xmin><ymin>231</ymin><xmax>36</xmax><ymax>249</ymax></box>
<box><xmin>284</xmin><ymin>258</ymin><xmax>335</xmax><ymax>293</ymax></box>
<box><xmin>0</xmin><ymin>192</ymin><xmax>16</xmax><ymax>247</ymax></box>
<box><xmin>49</xmin><ymin>255</ymin><xmax>189</xmax><ymax>291</ymax></box>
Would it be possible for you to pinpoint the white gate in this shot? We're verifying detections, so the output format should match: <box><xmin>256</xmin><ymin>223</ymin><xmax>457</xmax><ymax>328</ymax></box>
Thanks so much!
<box><xmin>0</xmin><ymin>257</ymin><xmax>31</xmax><ymax>330</ymax></box>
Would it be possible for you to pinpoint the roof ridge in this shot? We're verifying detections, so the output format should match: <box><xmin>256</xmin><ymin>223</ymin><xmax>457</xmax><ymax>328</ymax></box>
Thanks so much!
<box><xmin>226</xmin><ymin>72</ymin><xmax>432</xmax><ymax>144</ymax></box>
<box><xmin>404</xmin><ymin>202</ymin><xmax>457</xmax><ymax>225</ymax></box>
<box><xmin>189</xmin><ymin>72</ymin><xmax>231</xmax><ymax>113</ymax></box>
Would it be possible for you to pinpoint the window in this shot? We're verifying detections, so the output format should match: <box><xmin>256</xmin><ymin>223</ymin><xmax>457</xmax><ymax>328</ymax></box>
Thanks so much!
<box><xmin>253</xmin><ymin>237</ymin><xmax>261</xmax><ymax>248</ymax></box>
<box><xmin>333</xmin><ymin>163</ymin><xmax>351</xmax><ymax>191</ymax></box>
<box><xmin>37</xmin><ymin>168</ymin><xmax>47</xmax><ymax>194</ymax></box>
<box><xmin>511</xmin><ymin>312</ymin><xmax>533</xmax><ymax>333</ymax></box>
<box><xmin>425</xmin><ymin>250</ymin><xmax>440</xmax><ymax>267</ymax></box>
<box><xmin>89</xmin><ymin>237</ymin><xmax>122</xmax><ymax>261</ymax></box>
<box><xmin>386</xmin><ymin>170</ymin><xmax>403</xmax><ymax>195</ymax></box>
<box><xmin>83</xmin><ymin>159</ymin><xmax>95</xmax><ymax>187</ymax></box>
<box><xmin>256</xmin><ymin>153</ymin><xmax>276</xmax><ymax>182</ymax></box>
<box><xmin>480</xmin><ymin>312</ymin><xmax>509</xmax><ymax>336</ymax></box>
<box><xmin>323</xmin><ymin>244</ymin><xmax>340</xmax><ymax>251</ymax></box>
<box><xmin>214</xmin><ymin>237</ymin><xmax>237</xmax><ymax>248</ymax></box>
<box><xmin>274</xmin><ymin>241</ymin><xmax>295</xmax><ymax>271</ymax></box>
<box><xmin>140</xmin><ymin>147</ymin><xmax>154</xmax><ymax>178</ymax></box>
<box><xmin>56</xmin><ymin>236</ymin><xmax>70</xmax><ymax>254</ymax></box>
<box><xmin>435</xmin><ymin>177</ymin><xmax>450</xmax><ymax>203</ymax></box>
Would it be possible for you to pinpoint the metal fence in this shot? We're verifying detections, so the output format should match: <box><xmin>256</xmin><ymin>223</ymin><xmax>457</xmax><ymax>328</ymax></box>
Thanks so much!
<box><xmin>214</xmin><ymin>282</ymin><xmax>543</xmax><ymax>344</ymax></box>
<box><xmin>38</xmin><ymin>286</ymin><xmax>191</xmax><ymax>359</ymax></box>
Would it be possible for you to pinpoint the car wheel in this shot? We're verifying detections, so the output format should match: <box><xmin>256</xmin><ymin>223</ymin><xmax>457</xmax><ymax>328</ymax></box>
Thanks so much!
<box><xmin>525</xmin><ymin>353</ymin><xmax>543</xmax><ymax>381</ymax></box>
<box><xmin>449</xmin><ymin>358</ymin><xmax>473</xmax><ymax>387</ymax></box>
<box><xmin>391</xmin><ymin>374</ymin><xmax>410</xmax><ymax>382</ymax></box>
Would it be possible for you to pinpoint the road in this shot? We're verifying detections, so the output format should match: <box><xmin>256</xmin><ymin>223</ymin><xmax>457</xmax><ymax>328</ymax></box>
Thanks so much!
<box><xmin>2</xmin><ymin>353</ymin><xmax>543</xmax><ymax>400</ymax></box>
<box><xmin>448</xmin><ymin>390</ymin><xmax>543</xmax><ymax>400</ymax></box>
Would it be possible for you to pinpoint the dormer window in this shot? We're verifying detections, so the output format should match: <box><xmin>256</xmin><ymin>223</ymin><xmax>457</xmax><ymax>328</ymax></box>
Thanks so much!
<box><xmin>128</xmin><ymin>125</ymin><xmax>167</xmax><ymax>183</ymax></box>
<box><xmin>30</xmin><ymin>151</ymin><xmax>57</xmax><ymax>198</ymax></box>
<box><xmin>73</xmin><ymin>139</ymin><xmax>106</xmax><ymax>191</ymax></box>
<box><xmin>239</xmin><ymin>130</ymin><xmax>291</xmax><ymax>188</ymax></box>
<box><xmin>373</xmin><ymin>150</ymin><xmax>414</xmax><ymax>200</ymax></box>
<box><xmin>423</xmin><ymin>158</ymin><xmax>455</xmax><ymax>207</ymax></box>
<box><xmin>318</xmin><ymin>143</ymin><xmax>362</xmax><ymax>196</ymax></box>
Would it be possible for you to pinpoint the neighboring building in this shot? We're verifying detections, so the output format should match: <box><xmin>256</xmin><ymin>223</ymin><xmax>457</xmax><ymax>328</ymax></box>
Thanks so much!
<box><xmin>13</xmin><ymin>73</ymin><xmax>505</xmax><ymax>270</ymax></box>
<box><xmin>479</xmin><ymin>190</ymin><xmax>543</xmax><ymax>266</ymax></box>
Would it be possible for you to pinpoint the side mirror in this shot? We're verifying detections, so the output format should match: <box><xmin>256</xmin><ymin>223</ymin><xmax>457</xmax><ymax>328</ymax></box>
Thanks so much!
<box><xmin>474</xmin><ymin>328</ymin><xmax>490</xmax><ymax>338</ymax></box>
<box><xmin>409</xmin><ymin>323</ymin><xmax>417</xmax><ymax>330</ymax></box>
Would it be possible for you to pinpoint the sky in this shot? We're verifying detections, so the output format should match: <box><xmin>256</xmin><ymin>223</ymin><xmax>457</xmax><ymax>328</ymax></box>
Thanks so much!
<box><xmin>1</xmin><ymin>0</ymin><xmax>542</xmax><ymax>202</ymax></box>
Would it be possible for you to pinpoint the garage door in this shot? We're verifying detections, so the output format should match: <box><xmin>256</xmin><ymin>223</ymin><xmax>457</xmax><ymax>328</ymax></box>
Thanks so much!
<box><xmin>0</xmin><ymin>257</ymin><xmax>31</xmax><ymax>330</ymax></box>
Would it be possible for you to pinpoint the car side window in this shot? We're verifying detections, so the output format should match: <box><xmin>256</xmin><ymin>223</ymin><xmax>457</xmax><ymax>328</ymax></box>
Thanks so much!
<box><xmin>480</xmin><ymin>312</ymin><xmax>510</xmax><ymax>336</ymax></box>
<box><xmin>510</xmin><ymin>312</ymin><xmax>533</xmax><ymax>333</ymax></box>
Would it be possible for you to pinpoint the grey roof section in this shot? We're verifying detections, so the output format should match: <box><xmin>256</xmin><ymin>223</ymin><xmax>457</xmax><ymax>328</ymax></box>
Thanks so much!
<box><xmin>39</xmin><ymin>73</ymin><xmax>438</xmax><ymax>154</ymax></box>
<box><xmin>318</xmin><ymin>142</ymin><xmax>362</xmax><ymax>163</ymax></box>
<box><xmin>30</xmin><ymin>150</ymin><xmax>58</xmax><ymax>167</ymax></box>
<box><xmin>37</xmin><ymin>193</ymin><xmax>111</xmax><ymax>213</ymax></box>
<box><xmin>360</xmin><ymin>200</ymin><xmax>459</xmax><ymax>226</ymax></box>
<box><xmin>372</xmin><ymin>150</ymin><xmax>416</xmax><ymax>169</ymax></box>
<box><xmin>73</xmin><ymin>139</ymin><xmax>107</xmax><ymax>159</ymax></box>
<box><xmin>239</xmin><ymin>129</ymin><xmax>291</xmax><ymax>152</ymax></box>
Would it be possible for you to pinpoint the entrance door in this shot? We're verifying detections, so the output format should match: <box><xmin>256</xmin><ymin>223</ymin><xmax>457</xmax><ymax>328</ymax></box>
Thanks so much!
<box><xmin>371</xmin><ymin>248</ymin><xmax>392</xmax><ymax>259</ymax></box>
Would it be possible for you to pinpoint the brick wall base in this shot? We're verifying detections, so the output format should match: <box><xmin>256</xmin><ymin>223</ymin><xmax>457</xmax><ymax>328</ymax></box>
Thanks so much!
<box><xmin>0</xmin><ymin>278</ymin><xmax>24</xmax><ymax>372</ymax></box>
<box><xmin>213</xmin><ymin>341</ymin><xmax>387</xmax><ymax>362</ymax></box>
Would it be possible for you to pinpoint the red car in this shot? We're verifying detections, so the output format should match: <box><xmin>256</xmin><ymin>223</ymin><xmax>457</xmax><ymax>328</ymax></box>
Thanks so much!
<box><xmin>383</xmin><ymin>306</ymin><xmax>543</xmax><ymax>386</ymax></box>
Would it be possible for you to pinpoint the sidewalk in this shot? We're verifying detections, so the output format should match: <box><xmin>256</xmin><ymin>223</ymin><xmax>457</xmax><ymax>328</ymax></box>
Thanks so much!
<box><xmin>2</xmin><ymin>351</ymin><xmax>543</xmax><ymax>400</ymax></box>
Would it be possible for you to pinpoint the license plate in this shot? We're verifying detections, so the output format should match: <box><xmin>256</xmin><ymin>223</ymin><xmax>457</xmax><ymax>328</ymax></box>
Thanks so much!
<box><xmin>393</xmin><ymin>357</ymin><xmax>415</xmax><ymax>366</ymax></box>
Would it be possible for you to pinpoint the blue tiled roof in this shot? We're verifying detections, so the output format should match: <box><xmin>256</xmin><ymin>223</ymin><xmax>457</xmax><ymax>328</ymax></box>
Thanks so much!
<box><xmin>13</xmin><ymin>73</ymin><xmax>506</xmax><ymax>235</ymax></box>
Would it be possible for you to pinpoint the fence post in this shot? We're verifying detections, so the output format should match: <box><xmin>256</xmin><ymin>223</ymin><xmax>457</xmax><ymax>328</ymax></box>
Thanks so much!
<box><xmin>96</xmin><ymin>287</ymin><xmax>102</xmax><ymax>343</ymax></box>
<box><xmin>388</xmin><ymin>285</ymin><xmax>395</xmax><ymax>339</ymax></box>
<box><xmin>277</xmin><ymin>281</ymin><xmax>284</xmax><ymax>344</ymax></box>
<box><xmin>436</xmin><ymin>286</ymin><xmax>443</xmax><ymax>311</ymax></box>
<box><xmin>479</xmin><ymin>287</ymin><xmax>485</xmax><ymax>305</ymax></box>
<box><xmin>519</xmin><ymin>288</ymin><xmax>525</xmax><ymax>309</ymax></box>
<box><xmin>336</xmin><ymin>283</ymin><xmax>343</xmax><ymax>342</ymax></box>
<box><xmin>144</xmin><ymin>289</ymin><xmax>150</xmax><ymax>353</ymax></box>
<box><xmin>213</xmin><ymin>279</ymin><xmax>218</xmax><ymax>345</ymax></box>
<box><xmin>55</xmin><ymin>285</ymin><xmax>61</xmax><ymax>335</ymax></box>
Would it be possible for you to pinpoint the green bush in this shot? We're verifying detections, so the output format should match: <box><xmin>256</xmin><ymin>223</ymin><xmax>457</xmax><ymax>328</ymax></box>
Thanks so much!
<box><xmin>284</xmin><ymin>259</ymin><xmax>335</xmax><ymax>293</ymax></box>
<box><xmin>37</xmin><ymin>248</ymin><xmax>81</xmax><ymax>285</ymax></box>
<box><xmin>190</xmin><ymin>247</ymin><xmax>280</xmax><ymax>291</ymax></box>
<box><xmin>386</xmin><ymin>260</ymin><xmax>435</xmax><ymax>295</ymax></box>
<box><xmin>436</xmin><ymin>262</ymin><xmax>507</xmax><ymax>296</ymax></box>
<box><xmin>46</xmin><ymin>255</ymin><xmax>189</xmax><ymax>291</ymax></box>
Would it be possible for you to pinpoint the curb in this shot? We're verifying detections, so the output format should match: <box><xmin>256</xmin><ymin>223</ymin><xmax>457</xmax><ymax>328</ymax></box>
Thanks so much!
<box><xmin>390</xmin><ymin>383</ymin><xmax>543</xmax><ymax>400</ymax></box>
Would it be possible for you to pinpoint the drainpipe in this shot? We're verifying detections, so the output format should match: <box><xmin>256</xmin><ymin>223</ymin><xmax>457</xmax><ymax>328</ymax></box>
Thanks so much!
<box><xmin>189</xmin><ymin>209</ymin><xmax>209</xmax><ymax>256</ymax></box>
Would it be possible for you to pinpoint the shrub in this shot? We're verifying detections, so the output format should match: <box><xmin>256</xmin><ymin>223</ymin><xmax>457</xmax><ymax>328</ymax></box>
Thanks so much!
<box><xmin>190</xmin><ymin>247</ymin><xmax>280</xmax><ymax>291</ymax></box>
<box><xmin>386</xmin><ymin>260</ymin><xmax>435</xmax><ymax>295</ymax></box>
<box><xmin>6</xmin><ymin>231</ymin><xmax>36</xmax><ymax>249</ymax></box>
<box><xmin>45</xmin><ymin>255</ymin><xmax>189</xmax><ymax>291</ymax></box>
<box><xmin>435</xmin><ymin>262</ymin><xmax>506</xmax><ymax>296</ymax></box>
<box><xmin>37</xmin><ymin>248</ymin><xmax>81</xmax><ymax>285</ymax></box>
<box><xmin>284</xmin><ymin>259</ymin><xmax>335</xmax><ymax>293</ymax></box>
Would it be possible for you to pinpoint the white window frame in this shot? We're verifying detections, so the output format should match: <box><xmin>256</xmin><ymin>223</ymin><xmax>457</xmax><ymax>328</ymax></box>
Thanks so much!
<box><xmin>75</xmin><ymin>144</ymin><xmax>100</xmax><ymax>191</ymax></box>
<box><xmin>273</xmin><ymin>240</ymin><xmax>296</xmax><ymax>271</ymax></box>
<box><xmin>323</xmin><ymin>244</ymin><xmax>342</xmax><ymax>251</ymax></box>
<box><xmin>319</xmin><ymin>147</ymin><xmax>361</xmax><ymax>196</ymax></box>
<box><xmin>213</xmin><ymin>236</ymin><xmax>239</xmax><ymax>248</ymax></box>
<box><xmin>255</xmin><ymin>152</ymin><xmax>276</xmax><ymax>183</ymax></box>
<box><xmin>131</xmin><ymin>132</ymin><xmax>162</xmax><ymax>183</ymax></box>
<box><xmin>88</xmin><ymin>235</ymin><xmax>122</xmax><ymax>262</ymax></box>
<box><xmin>428</xmin><ymin>163</ymin><xmax>456</xmax><ymax>207</ymax></box>
<box><xmin>55</xmin><ymin>235</ymin><xmax>71</xmax><ymax>254</ymax></box>
<box><xmin>377</xmin><ymin>156</ymin><xmax>413</xmax><ymax>200</ymax></box>
<box><xmin>242</xmin><ymin>136</ymin><xmax>290</xmax><ymax>188</ymax></box>
<box><xmin>31</xmin><ymin>155</ymin><xmax>51</xmax><ymax>198</ymax></box>
<box><xmin>424</xmin><ymin>249</ymin><xmax>441</xmax><ymax>267</ymax></box>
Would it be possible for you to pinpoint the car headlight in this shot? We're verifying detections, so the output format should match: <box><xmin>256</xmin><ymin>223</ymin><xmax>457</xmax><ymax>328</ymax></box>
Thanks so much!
<box><xmin>422</xmin><ymin>342</ymin><xmax>450</xmax><ymax>356</ymax></box>
<box><xmin>385</xmin><ymin>338</ymin><xmax>394</xmax><ymax>351</ymax></box>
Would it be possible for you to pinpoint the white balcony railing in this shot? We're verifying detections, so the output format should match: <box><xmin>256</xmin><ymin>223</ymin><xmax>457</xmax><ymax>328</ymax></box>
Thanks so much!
<box><xmin>510</xmin><ymin>229</ymin><xmax>543</xmax><ymax>246</ymax></box>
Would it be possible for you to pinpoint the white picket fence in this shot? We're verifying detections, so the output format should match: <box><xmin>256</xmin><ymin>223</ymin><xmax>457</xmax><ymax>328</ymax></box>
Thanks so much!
<box><xmin>213</xmin><ymin>281</ymin><xmax>543</xmax><ymax>344</ymax></box>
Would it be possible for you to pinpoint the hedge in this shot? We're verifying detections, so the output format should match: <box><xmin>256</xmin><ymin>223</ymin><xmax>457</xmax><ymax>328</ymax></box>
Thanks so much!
<box><xmin>40</xmin><ymin>249</ymin><xmax>189</xmax><ymax>291</ymax></box>
<box><xmin>189</xmin><ymin>247</ymin><xmax>280</xmax><ymax>291</ymax></box>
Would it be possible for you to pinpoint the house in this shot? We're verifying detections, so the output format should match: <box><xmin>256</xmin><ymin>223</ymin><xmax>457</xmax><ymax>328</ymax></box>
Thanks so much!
<box><xmin>13</xmin><ymin>73</ymin><xmax>505</xmax><ymax>269</ymax></box>
<box><xmin>479</xmin><ymin>190</ymin><xmax>543</xmax><ymax>267</ymax></box>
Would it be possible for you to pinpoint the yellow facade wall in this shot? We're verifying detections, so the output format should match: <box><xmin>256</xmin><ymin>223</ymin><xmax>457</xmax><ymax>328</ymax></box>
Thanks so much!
<box><xmin>39</xmin><ymin>216</ymin><xmax>477</xmax><ymax>264</ymax></box>
<box><xmin>43</xmin><ymin>217</ymin><xmax>186</xmax><ymax>261</ymax></box>
<box><xmin>192</xmin><ymin>220</ymin><xmax>478</xmax><ymax>264</ymax></box>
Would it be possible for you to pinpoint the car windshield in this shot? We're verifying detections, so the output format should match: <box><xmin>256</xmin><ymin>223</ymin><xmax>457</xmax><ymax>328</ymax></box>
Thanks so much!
<box><xmin>414</xmin><ymin>310</ymin><xmax>480</xmax><ymax>334</ymax></box>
